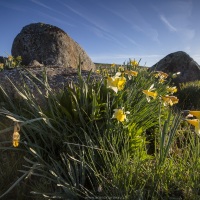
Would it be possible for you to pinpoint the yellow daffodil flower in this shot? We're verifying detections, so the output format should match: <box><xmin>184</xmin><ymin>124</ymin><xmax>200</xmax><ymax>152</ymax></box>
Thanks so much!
<box><xmin>189</xmin><ymin>111</ymin><xmax>200</xmax><ymax>119</ymax></box>
<box><xmin>154</xmin><ymin>71</ymin><xmax>168</xmax><ymax>83</ymax></box>
<box><xmin>166</xmin><ymin>86</ymin><xmax>177</xmax><ymax>94</ymax></box>
<box><xmin>0</xmin><ymin>63</ymin><xmax>4</xmax><ymax>69</ymax></box>
<box><xmin>102</xmin><ymin>68</ymin><xmax>108</xmax><ymax>76</ymax></box>
<box><xmin>11</xmin><ymin>61</ymin><xmax>16</xmax><ymax>67</ymax></box>
<box><xmin>124</xmin><ymin>70</ymin><xmax>138</xmax><ymax>79</ymax></box>
<box><xmin>8</xmin><ymin>55</ymin><xmax>13</xmax><ymax>61</ymax></box>
<box><xmin>162</xmin><ymin>95</ymin><xmax>179</xmax><ymax>106</ymax></box>
<box><xmin>130</xmin><ymin>59</ymin><xmax>138</xmax><ymax>67</ymax></box>
<box><xmin>117</xmin><ymin>76</ymin><xmax>126</xmax><ymax>91</ymax></box>
<box><xmin>118</xmin><ymin>66</ymin><xmax>125</xmax><ymax>72</ymax></box>
<box><xmin>143</xmin><ymin>84</ymin><xmax>158</xmax><ymax>102</ymax></box>
<box><xmin>13</xmin><ymin>131</ymin><xmax>20</xmax><ymax>147</ymax></box>
<box><xmin>112</xmin><ymin>108</ymin><xmax>130</xmax><ymax>122</ymax></box>
<box><xmin>107</xmin><ymin>72</ymin><xmax>126</xmax><ymax>93</ymax></box>
<box><xmin>111</xmin><ymin>63</ymin><xmax>116</xmax><ymax>67</ymax></box>
<box><xmin>143</xmin><ymin>90</ymin><xmax>158</xmax><ymax>101</ymax></box>
<box><xmin>16</xmin><ymin>56</ymin><xmax>22</xmax><ymax>61</ymax></box>
<box><xmin>12</xmin><ymin>123</ymin><xmax>20</xmax><ymax>147</ymax></box>
<box><xmin>186</xmin><ymin>119</ymin><xmax>200</xmax><ymax>135</ymax></box>
<box><xmin>154</xmin><ymin>71</ymin><xmax>168</xmax><ymax>79</ymax></box>
<box><xmin>159</xmin><ymin>78</ymin><xmax>165</xmax><ymax>83</ymax></box>
<box><xmin>96</xmin><ymin>69</ymin><xmax>100</xmax><ymax>74</ymax></box>
<box><xmin>102</xmin><ymin>69</ymin><xmax>108</xmax><ymax>73</ymax></box>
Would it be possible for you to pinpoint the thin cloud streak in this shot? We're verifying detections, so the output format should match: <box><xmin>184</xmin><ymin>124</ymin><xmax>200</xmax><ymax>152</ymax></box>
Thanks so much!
<box><xmin>59</xmin><ymin>2</ymin><xmax>109</xmax><ymax>33</ymax></box>
<box><xmin>30</xmin><ymin>0</ymin><xmax>74</xmax><ymax>21</ymax></box>
<box><xmin>121</xmin><ymin>34</ymin><xmax>141</xmax><ymax>48</ymax></box>
<box><xmin>82</xmin><ymin>23</ymin><xmax>126</xmax><ymax>48</ymax></box>
<box><xmin>59</xmin><ymin>2</ymin><xmax>126</xmax><ymax>48</ymax></box>
<box><xmin>31</xmin><ymin>0</ymin><xmax>53</xmax><ymax>11</ymax></box>
<box><xmin>36</xmin><ymin>11</ymin><xmax>75</xmax><ymax>27</ymax></box>
<box><xmin>103</xmin><ymin>4</ymin><xmax>159</xmax><ymax>43</ymax></box>
<box><xmin>160</xmin><ymin>15</ymin><xmax>177</xmax><ymax>32</ymax></box>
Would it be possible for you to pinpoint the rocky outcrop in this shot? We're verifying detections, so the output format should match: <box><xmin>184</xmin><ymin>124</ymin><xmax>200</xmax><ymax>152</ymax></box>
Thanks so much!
<box><xmin>11</xmin><ymin>23</ymin><xmax>95</xmax><ymax>71</ymax></box>
<box><xmin>0</xmin><ymin>66</ymin><xmax>100</xmax><ymax>106</ymax></box>
<box><xmin>150</xmin><ymin>51</ymin><xmax>200</xmax><ymax>84</ymax></box>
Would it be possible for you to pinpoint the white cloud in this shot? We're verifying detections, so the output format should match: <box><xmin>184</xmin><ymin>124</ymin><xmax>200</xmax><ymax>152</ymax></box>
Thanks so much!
<box><xmin>160</xmin><ymin>15</ymin><xmax>177</xmax><ymax>32</ymax></box>
<box><xmin>123</xmin><ymin>35</ymin><xmax>139</xmax><ymax>46</ymax></box>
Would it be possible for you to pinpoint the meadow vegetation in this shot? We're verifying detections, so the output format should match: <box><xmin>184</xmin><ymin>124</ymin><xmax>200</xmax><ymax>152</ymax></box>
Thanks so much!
<box><xmin>0</xmin><ymin>57</ymin><xmax>200</xmax><ymax>199</ymax></box>
<box><xmin>177</xmin><ymin>80</ymin><xmax>200</xmax><ymax>110</ymax></box>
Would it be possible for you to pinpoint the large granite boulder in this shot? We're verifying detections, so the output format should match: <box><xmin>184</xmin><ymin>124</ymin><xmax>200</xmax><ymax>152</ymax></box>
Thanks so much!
<box><xmin>11</xmin><ymin>23</ymin><xmax>95</xmax><ymax>71</ymax></box>
<box><xmin>150</xmin><ymin>51</ymin><xmax>200</xmax><ymax>84</ymax></box>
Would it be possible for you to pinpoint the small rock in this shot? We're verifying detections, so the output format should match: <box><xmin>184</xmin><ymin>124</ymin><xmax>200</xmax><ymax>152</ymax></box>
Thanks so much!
<box><xmin>27</xmin><ymin>60</ymin><xmax>44</xmax><ymax>68</ymax></box>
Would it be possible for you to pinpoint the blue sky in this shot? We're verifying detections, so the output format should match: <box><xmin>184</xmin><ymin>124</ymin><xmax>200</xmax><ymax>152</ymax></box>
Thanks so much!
<box><xmin>0</xmin><ymin>0</ymin><xmax>200</xmax><ymax>67</ymax></box>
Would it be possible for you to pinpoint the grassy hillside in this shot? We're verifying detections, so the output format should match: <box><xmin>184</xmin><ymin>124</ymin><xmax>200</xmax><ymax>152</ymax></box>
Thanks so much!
<box><xmin>0</xmin><ymin>59</ymin><xmax>200</xmax><ymax>199</ymax></box>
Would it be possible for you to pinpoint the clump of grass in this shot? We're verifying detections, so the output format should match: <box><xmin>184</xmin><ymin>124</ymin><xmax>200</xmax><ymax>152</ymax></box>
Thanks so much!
<box><xmin>177</xmin><ymin>80</ymin><xmax>200</xmax><ymax>110</ymax></box>
<box><xmin>0</xmin><ymin>59</ymin><xmax>199</xmax><ymax>199</ymax></box>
